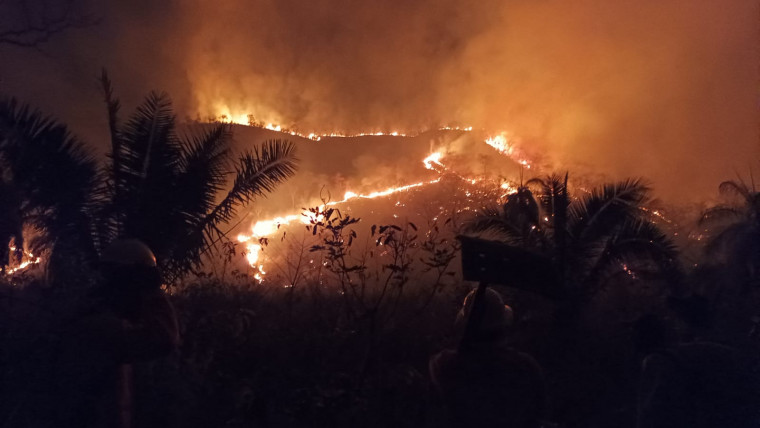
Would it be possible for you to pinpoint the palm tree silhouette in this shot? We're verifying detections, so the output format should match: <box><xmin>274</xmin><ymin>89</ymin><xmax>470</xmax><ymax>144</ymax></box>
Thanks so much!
<box><xmin>0</xmin><ymin>98</ymin><xmax>99</xmax><ymax>272</ymax></box>
<box><xmin>468</xmin><ymin>173</ymin><xmax>680</xmax><ymax>300</ymax></box>
<box><xmin>700</xmin><ymin>176</ymin><xmax>759</xmax><ymax>289</ymax></box>
<box><xmin>95</xmin><ymin>72</ymin><xmax>298</xmax><ymax>281</ymax></box>
<box><xmin>0</xmin><ymin>74</ymin><xmax>298</xmax><ymax>282</ymax></box>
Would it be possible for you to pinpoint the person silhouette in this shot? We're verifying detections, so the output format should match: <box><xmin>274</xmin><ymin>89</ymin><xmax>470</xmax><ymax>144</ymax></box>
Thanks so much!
<box><xmin>429</xmin><ymin>287</ymin><xmax>545</xmax><ymax>428</ymax></box>
<box><xmin>56</xmin><ymin>239</ymin><xmax>179</xmax><ymax>428</ymax></box>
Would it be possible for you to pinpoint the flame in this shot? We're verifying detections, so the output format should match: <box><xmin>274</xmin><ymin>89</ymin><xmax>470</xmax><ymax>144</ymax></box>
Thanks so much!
<box><xmin>9</xmin><ymin>257</ymin><xmax>41</xmax><ymax>274</ymax></box>
<box><xmin>245</xmin><ymin>243</ymin><xmax>262</xmax><ymax>265</ymax></box>
<box><xmin>485</xmin><ymin>133</ymin><xmax>531</xmax><ymax>168</ymax></box>
<box><xmin>214</xmin><ymin>110</ymin><xmax>476</xmax><ymax>142</ymax></box>
<box><xmin>216</xmin><ymin>118</ymin><xmax>533</xmax><ymax>281</ymax></box>
<box><xmin>214</xmin><ymin>107</ymin><xmax>250</xmax><ymax>126</ymax></box>
<box><xmin>423</xmin><ymin>152</ymin><xmax>444</xmax><ymax>171</ymax></box>
<box><xmin>500</xmin><ymin>182</ymin><xmax>518</xmax><ymax>194</ymax></box>
<box><xmin>236</xmin><ymin>133</ymin><xmax>531</xmax><ymax>280</ymax></box>
<box><xmin>238</xmin><ymin>176</ymin><xmax>444</xmax><ymax>277</ymax></box>
<box><xmin>4</xmin><ymin>245</ymin><xmax>42</xmax><ymax>275</ymax></box>
<box><xmin>11</xmin><ymin>117</ymin><xmax>533</xmax><ymax>282</ymax></box>
<box><xmin>342</xmin><ymin>179</ymin><xmax>441</xmax><ymax>201</ymax></box>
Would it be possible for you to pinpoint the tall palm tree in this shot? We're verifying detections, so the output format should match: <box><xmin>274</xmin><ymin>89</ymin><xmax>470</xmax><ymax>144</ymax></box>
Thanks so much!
<box><xmin>0</xmin><ymin>98</ymin><xmax>99</xmax><ymax>271</ymax></box>
<box><xmin>699</xmin><ymin>177</ymin><xmax>760</xmax><ymax>289</ymax></box>
<box><xmin>468</xmin><ymin>173</ymin><xmax>680</xmax><ymax>300</ymax></box>
<box><xmin>96</xmin><ymin>72</ymin><xmax>298</xmax><ymax>281</ymax></box>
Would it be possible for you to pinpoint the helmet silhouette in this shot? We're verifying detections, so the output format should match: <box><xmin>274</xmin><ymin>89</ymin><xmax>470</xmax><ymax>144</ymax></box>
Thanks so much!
<box><xmin>458</xmin><ymin>287</ymin><xmax>514</xmax><ymax>335</ymax></box>
<box><xmin>101</xmin><ymin>239</ymin><xmax>157</xmax><ymax>267</ymax></box>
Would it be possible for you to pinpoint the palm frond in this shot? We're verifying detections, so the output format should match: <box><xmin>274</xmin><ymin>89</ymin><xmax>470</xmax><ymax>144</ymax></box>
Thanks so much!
<box><xmin>719</xmin><ymin>179</ymin><xmax>751</xmax><ymax>201</ymax></box>
<box><xmin>158</xmin><ymin>125</ymin><xmax>235</xmax><ymax>276</ymax></box>
<box><xmin>502</xmin><ymin>186</ymin><xmax>540</xmax><ymax>229</ymax></box>
<box><xmin>614</xmin><ymin>219</ymin><xmax>679</xmax><ymax>267</ymax></box>
<box><xmin>526</xmin><ymin>173</ymin><xmax>568</xmax><ymax>213</ymax></box>
<box><xmin>175</xmin><ymin>124</ymin><xmax>232</xmax><ymax>226</ymax></box>
<box><xmin>699</xmin><ymin>205</ymin><xmax>742</xmax><ymax>226</ymax></box>
<box><xmin>703</xmin><ymin>222</ymin><xmax>754</xmax><ymax>258</ymax></box>
<box><xmin>106</xmin><ymin>91</ymin><xmax>183</xmax><ymax>242</ymax></box>
<box><xmin>582</xmin><ymin>218</ymin><xmax>680</xmax><ymax>295</ymax></box>
<box><xmin>115</xmin><ymin>91</ymin><xmax>179</xmax><ymax>182</ymax></box>
<box><xmin>569</xmin><ymin>178</ymin><xmax>651</xmax><ymax>242</ymax></box>
<box><xmin>466</xmin><ymin>202</ymin><xmax>548</xmax><ymax>249</ymax></box>
<box><xmin>699</xmin><ymin>173</ymin><xmax>760</xmax><ymax>285</ymax></box>
<box><xmin>528</xmin><ymin>172</ymin><xmax>569</xmax><ymax>250</ymax></box>
<box><xmin>100</xmin><ymin>69</ymin><xmax>122</xmax><ymax>171</ymax></box>
<box><xmin>0</xmin><ymin>97</ymin><xmax>98</xmax><ymax>256</ymax></box>
<box><xmin>200</xmin><ymin>139</ymin><xmax>297</xmax><ymax>242</ymax></box>
<box><xmin>466</xmin><ymin>205</ymin><xmax>526</xmax><ymax>243</ymax></box>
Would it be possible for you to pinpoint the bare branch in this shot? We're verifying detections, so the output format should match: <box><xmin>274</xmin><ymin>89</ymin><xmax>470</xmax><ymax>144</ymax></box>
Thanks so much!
<box><xmin>0</xmin><ymin>0</ymin><xmax>98</xmax><ymax>47</ymax></box>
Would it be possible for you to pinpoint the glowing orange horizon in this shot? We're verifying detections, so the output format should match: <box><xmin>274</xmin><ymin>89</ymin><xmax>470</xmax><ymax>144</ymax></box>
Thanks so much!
<box><xmin>213</xmin><ymin>111</ymin><xmax>475</xmax><ymax>142</ymax></box>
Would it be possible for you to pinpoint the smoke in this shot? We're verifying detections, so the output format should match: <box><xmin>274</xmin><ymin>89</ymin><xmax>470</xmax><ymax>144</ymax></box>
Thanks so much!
<box><xmin>1</xmin><ymin>0</ymin><xmax>757</xmax><ymax>201</ymax></box>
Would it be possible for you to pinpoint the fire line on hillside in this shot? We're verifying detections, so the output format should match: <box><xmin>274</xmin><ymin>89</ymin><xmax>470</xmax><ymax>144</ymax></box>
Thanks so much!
<box><xmin>224</xmin><ymin>120</ymin><xmax>530</xmax><ymax>281</ymax></box>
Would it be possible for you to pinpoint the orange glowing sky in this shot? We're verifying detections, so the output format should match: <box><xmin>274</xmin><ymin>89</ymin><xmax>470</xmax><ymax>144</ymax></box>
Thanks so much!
<box><xmin>0</xmin><ymin>0</ymin><xmax>757</xmax><ymax>202</ymax></box>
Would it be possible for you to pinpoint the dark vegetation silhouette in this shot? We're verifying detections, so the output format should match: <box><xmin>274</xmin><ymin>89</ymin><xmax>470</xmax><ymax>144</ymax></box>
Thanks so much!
<box><xmin>690</xmin><ymin>173</ymin><xmax>760</xmax><ymax>350</ymax></box>
<box><xmin>699</xmin><ymin>176</ymin><xmax>759</xmax><ymax>290</ymax></box>
<box><xmin>1</xmin><ymin>81</ymin><xmax>759</xmax><ymax>427</ymax></box>
<box><xmin>0</xmin><ymin>72</ymin><xmax>298</xmax><ymax>283</ymax></box>
<box><xmin>464</xmin><ymin>174</ymin><xmax>687</xmax><ymax>427</ymax></box>
<box><xmin>468</xmin><ymin>173</ymin><xmax>680</xmax><ymax>301</ymax></box>
<box><xmin>0</xmin><ymin>97</ymin><xmax>99</xmax><ymax>272</ymax></box>
<box><xmin>96</xmin><ymin>72</ymin><xmax>297</xmax><ymax>282</ymax></box>
<box><xmin>0</xmin><ymin>0</ymin><xmax>97</xmax><ymax>47</ymax></box>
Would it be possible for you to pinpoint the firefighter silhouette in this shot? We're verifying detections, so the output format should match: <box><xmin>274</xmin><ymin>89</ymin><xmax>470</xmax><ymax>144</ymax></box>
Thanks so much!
<box><xmin>430</xmin><ymin>287</ymin><xmax>545</xmax><ymax>428</ymax></box>
<box><xmin>56</xmin><ymin>239</ymin><xmax>179</xmax><ymax>428</ymax></box>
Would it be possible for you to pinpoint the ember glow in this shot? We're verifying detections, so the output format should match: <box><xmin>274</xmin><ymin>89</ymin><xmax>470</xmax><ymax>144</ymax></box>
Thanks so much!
<box><xmin>423</xmin><ymin>152</ymin><xmax>444</xmax><ymax>171</ymax></box>
<box><xmin>485</xmin><ymin>134</ymin><xmax>531</xmax><ymax>169</ymax></box>
<box><xmin>216</xmin><ymin>112</ymin><xmax>475</xmax><ymax>142</ymax></box>
<box><xmin>236</xmin><ymin>176</ymin><xmax>444</xmax><ymax>276</ymax></box>
<box><xmin>4</xmin><ymin>245</ymin><xmax>41</xmax><ymax>276</ymax></box>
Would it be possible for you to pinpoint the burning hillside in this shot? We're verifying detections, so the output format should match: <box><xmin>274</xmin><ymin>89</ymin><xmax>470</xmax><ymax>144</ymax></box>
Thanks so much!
<box><xmin>215</xmin><ymin>122</ymin><xmax>531</xmax><ymax>281</ymax></box>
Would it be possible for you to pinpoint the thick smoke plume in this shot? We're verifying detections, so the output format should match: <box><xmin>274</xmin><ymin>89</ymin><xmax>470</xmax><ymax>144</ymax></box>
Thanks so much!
<box><xmin>1</xmin><ymin>0</ymin><xmax>757</xmax><ymax>201</ymax></box>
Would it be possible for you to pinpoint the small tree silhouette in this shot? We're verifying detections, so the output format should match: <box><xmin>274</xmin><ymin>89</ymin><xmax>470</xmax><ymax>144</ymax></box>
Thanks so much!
<box><xmin>0</xmin><ymin>0</ymin><xmax>97</xmax><ymax>47</ymax></box>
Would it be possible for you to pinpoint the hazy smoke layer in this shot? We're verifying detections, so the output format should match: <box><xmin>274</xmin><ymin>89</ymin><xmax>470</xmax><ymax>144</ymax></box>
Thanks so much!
<box><xmin>1</xmin><ymin>0</ymin><xmax>757</xmax><ymax>201</ymax></box>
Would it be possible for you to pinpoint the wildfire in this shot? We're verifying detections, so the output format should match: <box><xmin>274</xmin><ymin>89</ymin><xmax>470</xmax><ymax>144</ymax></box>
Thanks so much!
<box><xmin>215</xmin><ymin>112</ymin><xmax>475</xmax><ymax>142</ymax></box>
<box><xmin>3</xmin><ymin>114</ymin><xmax>531</xmax><ymax>283</ymax></box>
<box><xmin>237</xmin><ymin>175</ymin><xmax>444</xmax><ymax>274</ymax></box>
<box><xmin>4</xmin><ymin>245</ymin><xmax>41</xmax><ymax>276</ymax></box>
<box><xmin>216</xmin><ymin>113</ymin><xmax>534</xmax><ymax>281</ymax></box>
<box><xmin>235</xmin><ymin>135</ymin><xmax>531</xmax><ymax>280</ymax></box>
<box><xmin>485</xmin><ymin>134</ymin><xmax>531</xmax><ymax>168</ymax></box>
<box><xmin>9</xmin><ymin>258</ymin><xmax>41</xmax><ymax>274</ymax></box>
<box><xmin>500</xmin><ymin>182</ymin><xmax>518</xmax><ymax>194</ymax></box>
<box><xmin>423</xmin><ymin>152</ymin><xmax>445</xmax><ymax>171</ymax></box>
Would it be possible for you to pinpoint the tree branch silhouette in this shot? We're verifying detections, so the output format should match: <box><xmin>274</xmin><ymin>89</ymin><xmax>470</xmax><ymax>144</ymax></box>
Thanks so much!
<box><xmin>0</xmin><ymin>0</ymin><xmax>98</xmax><ymax>47</ymax></box>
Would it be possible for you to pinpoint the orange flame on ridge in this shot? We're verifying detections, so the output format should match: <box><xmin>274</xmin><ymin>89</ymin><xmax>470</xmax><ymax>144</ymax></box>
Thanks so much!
<box><xmin>216</xmin><ymin>115</ymin><xmax>533</xmax><ymax>280</ymax></box>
